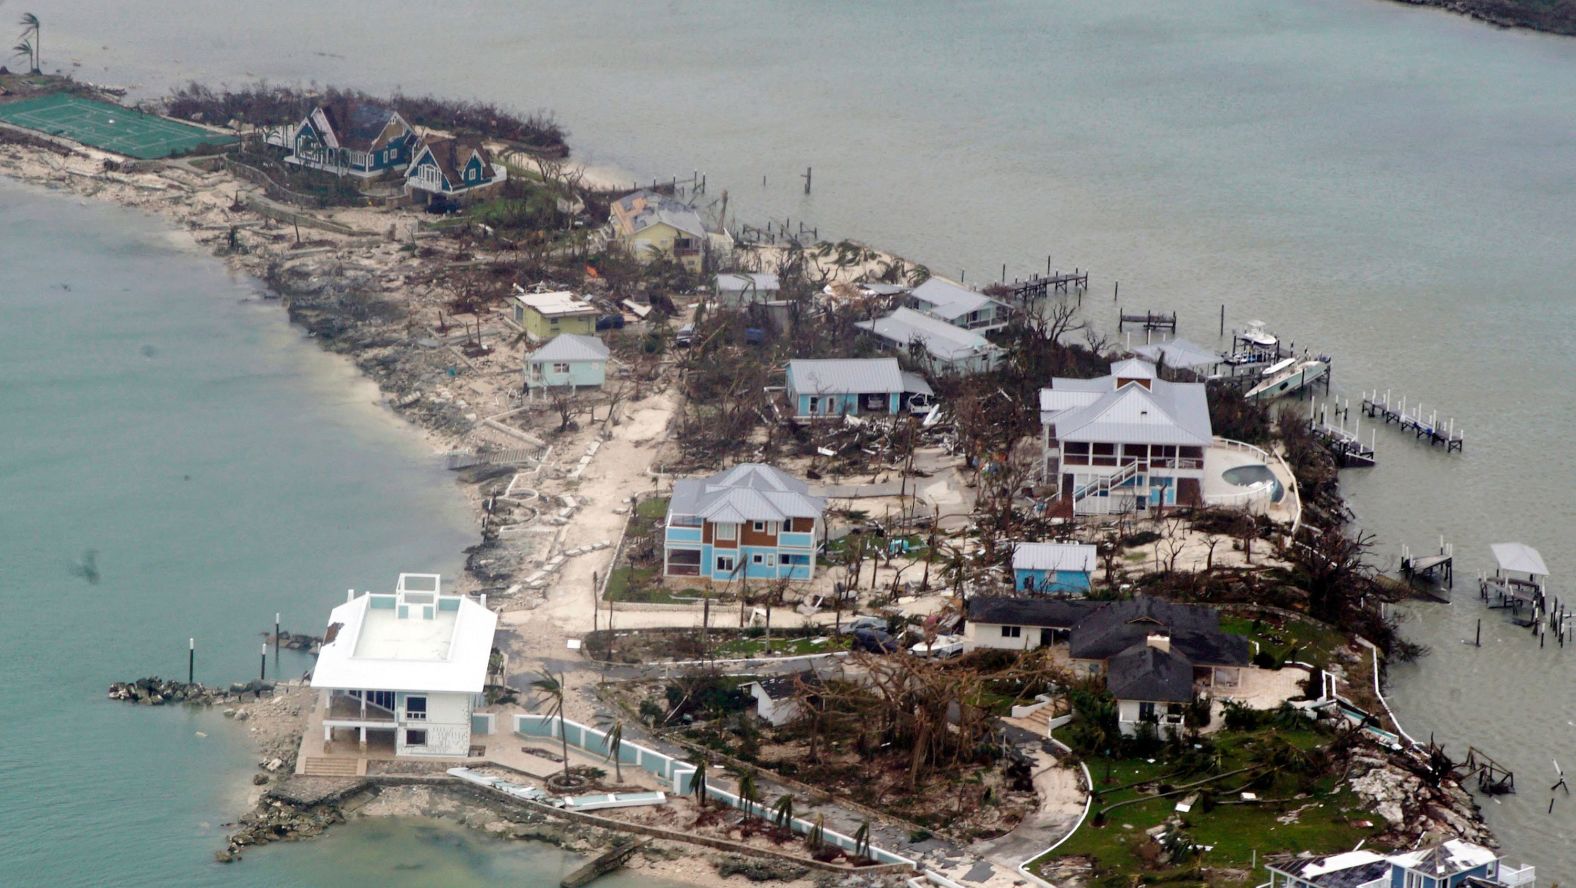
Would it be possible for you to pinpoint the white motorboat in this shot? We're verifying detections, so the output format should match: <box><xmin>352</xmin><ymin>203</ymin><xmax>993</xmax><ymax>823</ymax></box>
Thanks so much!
<box><xmin>1246</xmin><ymin>357</ymin><xmax>1329</xmax><ymax>401</ymax></box>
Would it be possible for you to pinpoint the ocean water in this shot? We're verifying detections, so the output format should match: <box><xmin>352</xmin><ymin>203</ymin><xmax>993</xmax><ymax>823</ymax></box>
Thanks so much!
<box><xmin>19</xmin><ymin>0</ymin><xmax>1576</xmax><ymax>878</ymax></box>
<box><xmin>0</xmin><ymin>182</ymin><xmax>669</xmax><ymax>887</ymax></box>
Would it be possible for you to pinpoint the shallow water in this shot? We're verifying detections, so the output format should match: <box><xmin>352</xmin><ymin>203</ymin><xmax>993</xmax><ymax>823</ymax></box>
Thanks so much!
<box><xmin>19</xmin><ymin>0</ymin><xmax>1576</xmax><ymax>877</ymax></box>
<box><xmin>0</xmin><ymin>182</ymin><xmax>676</xmax><ymax>886</ymax></box>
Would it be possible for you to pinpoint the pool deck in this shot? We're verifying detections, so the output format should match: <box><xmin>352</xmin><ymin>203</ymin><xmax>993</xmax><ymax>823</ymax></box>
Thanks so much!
<box><xmin>1203</xmin><ymin>440</ymin><xmax>1300</xmax><ymax>527</ymax></box>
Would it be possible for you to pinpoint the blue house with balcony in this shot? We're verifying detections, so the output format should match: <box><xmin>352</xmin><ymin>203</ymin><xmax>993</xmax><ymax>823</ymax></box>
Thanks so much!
<box><xmin>405</xmin><ymin>136</ymin><xmax>506</xmax><ymax>204</ymax></box>
<box><xmin>286</xmin><ymin>101</ymin><xmax>418</xmax><ymax>178</ymax></box>
<box><xmin>663</xmin><ymin>464</ymin><xmax>825</xmax><ymax>582</ymax></box>
<box><xmin>1265</xmin><ymin>840</ymin><xmax>1534</xmax><ymax>888</ymax></box>
<box><xmin>784</xmin><ymin>357</ymin><xmax>932</xmax><ymax>419</ymax></box>
<box><xmin>1011</xmin><ymin>542</ymin><xmax>1097</xmax><ymax>595</ymax></box>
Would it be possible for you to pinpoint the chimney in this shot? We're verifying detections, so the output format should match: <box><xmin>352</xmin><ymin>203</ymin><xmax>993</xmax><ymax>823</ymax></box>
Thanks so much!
<box><xmin>1146</xmin><ymin>632</ymin><xmax>1170</xmax><ymax>654</ymax></box>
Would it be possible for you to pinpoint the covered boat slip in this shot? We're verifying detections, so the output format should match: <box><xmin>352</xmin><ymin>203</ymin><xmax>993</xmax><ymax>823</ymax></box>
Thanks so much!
<box><xmin>1480</xmin><ymin>542</ymin><xmax>1549</xmax><ymax>611</ymax></box>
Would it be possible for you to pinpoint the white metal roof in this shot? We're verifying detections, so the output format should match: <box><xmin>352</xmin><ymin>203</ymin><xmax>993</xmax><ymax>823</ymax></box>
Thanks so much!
<box><xmin>1109</xmin><ymin>358</ymin><xmax>1157</xmax><ymax>379</ymax></box>
<box><xmin>1039</xmin><ymin>361</ymin><xmax>1212</xmax><ymax>446</ymax></box>
<box><xmin>512</xmin><ymin>289</ymin><xmax>597</xmax><ymax>317</ymax></box>
<box><xmin>907</xmin><ymin>278</ymin><xmax>1003</xmax><ymax>321</ymax></box>
<box><xmin>855</xmin><ymin>307</ymin><xmax>1000</xmax><ymax>363</ymax></box>
<box><xmin>716</xmin><ymin>272</ymin><xmax>780</xmax><ymax>294</ymax></box>
<box><xmin>1492</xmin><ymin>542</ymin><xmax>1548</xmax><ymax>577</ymax></box>
<box><xmin>1012</xmin><ymin>542</ymin><xmax>1098</xmax><ymax>573</ymax></box>
<box><xmin>1132</xmin><ymin>338</ymin><xmax>1222</xmax><ymax>370</ymax></box>
<box><xmin>787</xmin><ymin>358</ymin><xmax>904</xmax><ymax>395</ymax></box>
<box><xmin>311</xmin><ymin>577</ymin><xmax>497</xmax><ymax>695</ymax></box>
<box><xmin>528</xmin><ymin>332</ymin><xmax>609</xmax><ymax>363</ymax></box>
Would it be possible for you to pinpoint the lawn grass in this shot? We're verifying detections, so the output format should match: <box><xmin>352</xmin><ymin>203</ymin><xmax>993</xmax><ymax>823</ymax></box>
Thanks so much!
<box><xmin>1220</xmin><ymin>614</ymin><xmax>1348</xmax><ymax>666</ymax></box>
<box><xmin>1034</xmin><ymin>728</ymin><xmax>1385</xmax><ymax>886</ymax></box>
<box><xmin>604</xmin><ymin>565</ymin><xmax>688</xmax><ymax>603</ymax></box>
<box><xmin>711</xmin><ymin>633</ymin><xmax>851</xmax><ymax>658</ymax></box>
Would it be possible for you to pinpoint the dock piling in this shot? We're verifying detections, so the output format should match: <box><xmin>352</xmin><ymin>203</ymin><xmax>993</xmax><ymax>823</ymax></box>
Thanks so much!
<box><xmin>259</xmin><ymin>642</ymin><xmax>266</xmax><ymax>682</ymax></box>
<box><xmin>188</xmin><ymin>637</ymin><xmax>195</xmax><ymax>684</ymax></box>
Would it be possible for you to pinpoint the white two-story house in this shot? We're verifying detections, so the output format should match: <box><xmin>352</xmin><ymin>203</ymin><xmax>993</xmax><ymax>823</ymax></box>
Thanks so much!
<box><xmin>1040</xmin><ymin>358</ymin><xmax>1211</xmax><ymax>516</ymax></box>
<box><xmin>311</xmin><ymin>573</ymin><xmax>497</xmax><ymax>758</ymax></box>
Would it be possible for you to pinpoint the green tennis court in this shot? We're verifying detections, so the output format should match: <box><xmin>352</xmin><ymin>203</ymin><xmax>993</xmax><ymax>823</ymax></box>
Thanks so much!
<box><xmin>0</xmin><ymin>93</ymin><xmax>235</xmax><ymax>159</ymax></box>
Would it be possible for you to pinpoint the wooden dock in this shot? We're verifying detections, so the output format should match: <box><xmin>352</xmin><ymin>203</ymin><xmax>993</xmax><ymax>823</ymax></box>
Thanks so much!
<box><xmin>561</xmin><ymin>839</ymin><xmax>651</xmax><ymax>888</ymax></box>
<box><xmin>1360</xmin><ymin>391</ymin><xmax>1464</xmax><ymax>452</ymax></box>
<box><xmin>1401</xmin><ymin>539</ymin><xmax>1454</xmax><ymax>587</ymax></box>
<box><xmin>1309</xmin><ymin>400</ymin><xmax>1375</xmax><ymax>466</ymax></box>
<box><xmin>1117</xmin><ymin>309</ymin><xmax>1176</xmax><ymax>333</ymax></box>
<box><xmin>1005</xmin><ymin>269</ymin><xmax>1088</xmax><ymax>302</ymax></box>
<box><xmin>1463</xmin><ymin>746</ymin><xmax>1515</xmax><ymax>795</ymax></box>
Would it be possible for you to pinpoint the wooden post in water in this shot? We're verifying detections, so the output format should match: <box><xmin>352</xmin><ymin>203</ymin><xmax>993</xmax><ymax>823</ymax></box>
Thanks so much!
<box><xmin>1476</xmin><ymin>619</ymin><xmax>1481</xmax><ymax>647</ymax></box>
<box><xmin>273</xmin><ymin>612</ymin><xmax>280</xmax><ymax>676</ymax></box>
<box><xmin>1113</xmin><ymin>281</ymin><xmax>1119</xmax><ymax>302</ymax></box>
<box><xmin>802</xmin><ymin>166</ymin><xmax>812</xmax><ymax>194</ymax></box>
<box><xmin>1220</xmin><ymin>305</ymin><xmax>1226</xmax><ymax>336</ymax></box>
<box><xmin>1001</xmin><ymin>263</ymin><xmax>1006</xmax><ymax>283</ymax></box>
<box><xmin>259</xmin><ymin>642</ymin><xmax>267</xmax><ymax>682</ymax></box>
<box><xmin>188</xmin><ymin>638</ymin><xmax>195</xmax><ymax>684</ymax></box>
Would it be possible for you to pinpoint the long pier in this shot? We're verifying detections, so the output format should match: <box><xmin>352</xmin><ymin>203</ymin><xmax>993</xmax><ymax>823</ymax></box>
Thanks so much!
<box><xmin>1117</xmin><ymin>309</ymin><xmax>1176</xmax><ymax>333</ymax></box>
<box><xmin>1360</xmin><ymin>390</ymin><xmax>1464</xmax><ymax>452</ymax></box>
<box><xmin>1309</xmin><ymin>399</ymin><xmax>1375</xmax><ymax>466</ymax></box>
<box><xmin>1005</xmin><ymin>269</ymin><xmax>1088</xmax><ymax>302</ymax></box>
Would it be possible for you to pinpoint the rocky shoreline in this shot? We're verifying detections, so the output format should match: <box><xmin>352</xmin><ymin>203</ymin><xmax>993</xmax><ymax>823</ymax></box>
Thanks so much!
<box><xmin>1390</xmin><ymin>0</ymin><xmax>1576</xmax><ymax>37</ymax></box>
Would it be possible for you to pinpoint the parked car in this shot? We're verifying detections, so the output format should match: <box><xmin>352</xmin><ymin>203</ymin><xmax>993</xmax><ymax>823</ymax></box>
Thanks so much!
<box><xmin>845</xmin><ymin>615</ymin><xmax>887</xmax><ymax>633</ymax></box>
<box><xmin>851</xmin><ymin>627</ymin><xmax>900</xmax><ymax>654</ymax></box>
<box><xmin>907</xmin><ymin>392</ymin><xmax>936</xmax><ymax>415</ymax></box>
<box><xmin>674</xmin><ymin>324</ymin><xmax>695</xmax><ymax>347</ymax></box>
<box><xmin>909</xmin><ymin>634</ymin><xmax>965</xmax><ymax>659</ymax></box>
<box><xmin>596</xmin><ymin>313</ymin><xmax>626</xmax><ymax>331</ymax></box>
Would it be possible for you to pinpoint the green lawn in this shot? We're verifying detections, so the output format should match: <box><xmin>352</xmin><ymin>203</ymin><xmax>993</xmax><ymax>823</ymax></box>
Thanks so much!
<box><xmin>603</xmin><ymin>566</ymin><xmax>689</xmax><ymax>603</ymax></box>
<box><xmin>1220</xmin><ymin>614</ymin><xmax>1348</xmax><ymax>666</ymax></box>
<box><xmin>1034</xmin><ymin>729</ymin><xmax>1385</xmax><ymax>886</ymax></box>
<box><xmin>712</xmin><ymin>633</ymin><xmax>851</xmax><ymax>658</ymax></box>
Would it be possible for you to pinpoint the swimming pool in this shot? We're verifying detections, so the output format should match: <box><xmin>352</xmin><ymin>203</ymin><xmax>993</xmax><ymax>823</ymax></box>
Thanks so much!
<box><xmin>1221</xmin><ymin>464</ymin><xmax>1285</xmax><ymax>503</ymax></box>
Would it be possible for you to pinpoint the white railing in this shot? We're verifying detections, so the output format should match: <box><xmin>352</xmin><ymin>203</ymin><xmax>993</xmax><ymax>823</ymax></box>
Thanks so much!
<box><xmin>1499</xmin><ymin>864</ymin><xmax>1535</xmax><ymax>887</ymax></box>
<box><xmin>1355</xmin><ymin>877</ymin><xmax>1388</xmax><ymax>888</ymax></box>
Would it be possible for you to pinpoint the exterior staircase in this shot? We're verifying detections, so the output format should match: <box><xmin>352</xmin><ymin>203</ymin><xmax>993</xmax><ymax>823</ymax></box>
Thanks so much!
<box><xmin>1071</xmin><ymin>460</ymin><xmax>1145</xmax><ymax>513</ymax></box>
<box><xmin>1003</xmin><ymin>704</ymin><xmax>1056</xmax><ymax>737</ymax></box>
<box><xmin>301</xmin><ymin>756</ymin><xmax>366</xmax><ymax>778</ymax></box>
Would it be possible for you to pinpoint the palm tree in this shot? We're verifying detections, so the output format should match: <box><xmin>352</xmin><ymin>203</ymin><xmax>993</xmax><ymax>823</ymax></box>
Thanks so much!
<box><xmin>18</xmin><ymin>13</ymin><xmax>39</xmax><ymax>73</ymax></box>
<box><xmin>771</xmin><ymin>793</ymin><xmax>795</xmax><ymax>831</ymax></box>
<box><xmin>807</xmin><ymin>813</ymin><xmax>826</xmax><ymax>853</ymax></box>
<box><xmin>530</xmin><ymin>670</ymin><xmax>571</xmax><ymax>782</ymax></box>
<box><xmin>11</xmin><ymin>39</ymin><xmax>33</xmax><ymax>74</ymax></box>
<box><xmin>597</xmin><ymin>716</ymin><xmax>625</xmax><ymax>783</ymax></box>
<box><xmin>733</xmin><ymin>766</ymin><xmax>761</xmax><ymax>818</ymax></box>
<box><xmin>689</xmin><ymin>756</ymin><xmax>709</xmax><ymax>808</ymax></box>
<box><xmin>853</xmin><ymin>820</ymin><xmax>871</xmax><ymax>861</ymax></box>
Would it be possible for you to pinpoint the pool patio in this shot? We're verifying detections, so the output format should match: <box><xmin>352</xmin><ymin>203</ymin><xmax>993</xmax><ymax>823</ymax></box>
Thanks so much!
<box><xmin>1203</xmin><ymin>438</ymin><xmax>1301</xmax><ymax>528</ymax></box>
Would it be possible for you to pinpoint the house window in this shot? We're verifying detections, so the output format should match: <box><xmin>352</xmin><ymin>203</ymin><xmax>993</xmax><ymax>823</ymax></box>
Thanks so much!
<box><xmin>367</xmin><ymin>690</ymin><xmax>395</xmax><ymax>711</ymax></box>
<box><xmin>715</xmin><ymin>522</ymin><xmax>736</xmax><ymax>541</ymax></box>
<box><xmin>405</xmin><ymin>729</ymin><xmax>428</xmax><ymax>747</ymax></box>
<box><xmin>1138</xmin><ymin>701</ymin><xmax>1156</xmax><ymax>721</ymax></box>
<box><xmin>1000</xmin><ymin>626</ymin><xmax>1021</xmax><ymax>638</ymax></box>
<box><xmin>549</xmin><ymin>317</ymin><xmax>561</xmax><ymax>327</ymax></box>
<box><xmin>716</xmin><ymin>555</ymin><xmax>736</xmax><ymax>573</ymax></box>
<box><xmin>1404</xmin><ymin>872</ymin><xmax>1425</xmax><ymax>888</ymax></box>
<box><xmin>405</xmin><ymin>696</ymin><xmax>427</xmax><ymax>721</ymax></box>
<box><xmin>752</xmin><ymin>520</ymin><xmax>767</xmax><ymax>533</ymax></box>
<box><xmin>552</xmin><ymin>362</ymin><xmax>570</xmax><ymax>373</ymax></box>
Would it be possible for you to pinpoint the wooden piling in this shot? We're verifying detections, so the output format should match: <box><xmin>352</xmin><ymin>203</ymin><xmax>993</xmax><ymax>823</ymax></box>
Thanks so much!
<box><xmin>188</xmin><ymin>638</ymin><xmax>195</xmax><ymax>684</ymax></box>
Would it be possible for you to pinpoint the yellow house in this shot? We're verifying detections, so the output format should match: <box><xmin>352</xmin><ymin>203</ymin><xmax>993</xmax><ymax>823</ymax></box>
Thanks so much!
<box><xmin>511</xmin><ymin>288</ymin><xmax>599</xmax><ymax>341</ymax></box>
<box><xmin>607</xmin><ymin>189</ymin><xmax>711</xmax><ymax>275</ymax></box>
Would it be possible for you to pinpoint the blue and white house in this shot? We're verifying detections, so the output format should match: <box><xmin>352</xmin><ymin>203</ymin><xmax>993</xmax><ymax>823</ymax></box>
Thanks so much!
<box><xmin>855</xmin><ymin>306</ymin><xmax>1003</xmax><ymax>375</ymax></box>
<box><xmin>905</xmin><ymin>278</ymin><xmax>1012</xmax><ymax>331</ymax></box>
<box><xmin>284</xmin><ymin>101</ymin><xmax>418</xmax><ymax>178</ymax></box>
<box><xmin>663</xmin><ymin>464</ymin><xmax>825</xmax><ymax>582</ymax></box>
<box><xmin>1011</xmin><ymin>542</ymin><xmax>1097</xmax><ymax>595</ymax></box>
<box><xmin>311</xmin><ymin>573</ymin><xmax>498</xmax><ymax>759</ymax></box>
<box><xmin>525</xmin><ymin>333</ymin><xmax>610</xmax><ymax>396</ymax></box>
<box><xmin>784</xmin><ymin>357</ymin><xmax>932</xmax><ymax>419</ymax></box>
<box><xmin>405</xmin><ymin>136</ymin><xmax>506</xmax><ymax>203</ymax></box>
<box><xmin>1266</xmin><ymin>840</ymin><xmax>1534</xmax><ymax>888</ymax></box>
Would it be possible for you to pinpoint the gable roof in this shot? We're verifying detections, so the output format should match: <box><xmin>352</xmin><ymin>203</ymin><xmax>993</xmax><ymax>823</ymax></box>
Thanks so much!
<box><xmin>965</xmin><ymin>596</ymin><xmax>1101</xmax><ymax>628</ymax></box>
<box><xmin>1012</xmin><ymin>542</ymin><xmax>1098</xmax><ymax>573</ymax></box>
<box><xmin>716</xmin><ymin>272</ymin><xmax>780</xmax><ymax>294</ymax></box>
<box><xmin>751</xmin><ymin>672</ymin><xmax>822</xmax><ymax>701</ymax></box>
<box><xmin>610</xmin><ymin>189</ymin><xmax>708</xmax><ymax>240</ymax></box>
<box><xmin>1069</xmin><ymin>598</ymin><xmax>1248</xmax><ymax>666</ymax></box>
<box><xmin>908</xmin><ymin>278</ymin><xmax>1005</xmax><ymax>321</ymax></box>
<box><xmin>855</xmin><ymin>307</ymin><xmax>1001</xmax><ymax>364</ymax></box>
<box><xmin>1040</xmin><ymin>360</ymin><xmax>1212</xmax><ymax>446</ymax></box>
<box><xmin>311</xmin><ymin>101</ymin><xmax>407</xmax><ymax>152</ymax></box>
<box><xmin>528</xmin><ymin>333</ymin><xmax>609</xmax><ymax>363</ymax></box>
<box><xmin>1132</xmin><ymin>337</ymin><xmax>1222</xmax><ymax>371</ymax></box>
<box><xmin>1491</xmin><ymin>542</ymin><xmax>1547</xmax><ymax>577</ymax></box>
<box><xmin>668</xmin><ymin>463</ymin><xmax>825</xmax><ymax>524</ymax></box>
<box><xmin>787</xmin><ymin>358</ymin><xmax>904</xmax><ymax>395</ymax></box>
<box><xmin>412</xmin><ymin>136</ymin><xmax>495</xmax><ymax>189</ymax></box>
<box><xmin>513</xmin><ymin>289</ymin><xmax>598</xmax><ymax>318</ymax></box>
<box><xmin>1105</xmin><ymin>642</ymin><xmax>1195</xmax><ymax>702</ymax></box>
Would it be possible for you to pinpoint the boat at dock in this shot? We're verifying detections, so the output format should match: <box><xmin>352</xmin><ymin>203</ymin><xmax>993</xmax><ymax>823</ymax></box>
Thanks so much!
<box><xmin>1245</xmin><ymin>355</ymin><xmax>1330</xmax><ymax>401</ymax></box>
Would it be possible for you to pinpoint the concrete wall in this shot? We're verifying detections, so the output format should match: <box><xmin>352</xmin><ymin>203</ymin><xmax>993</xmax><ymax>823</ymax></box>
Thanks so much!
<box><xmin>396</xmin><ymin>691</ymin><xmax>472</xmax><ymax>756</ymax></box>
<box><xmin>963</xmin><ymin>620</ymin><xmax>1057</xmax><ymax>652</ymax></box>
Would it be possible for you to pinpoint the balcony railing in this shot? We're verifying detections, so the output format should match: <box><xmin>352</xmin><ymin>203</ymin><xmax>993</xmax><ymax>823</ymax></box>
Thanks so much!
<box><xmin>327</xmin><ymin>694</ymin><xmax>397</xmax><ymax>722</ymax></box>
<box><xmin>1499</xmin><ymin>864</ymin><xmax>1535</xmax><ymax>887</ymax></box>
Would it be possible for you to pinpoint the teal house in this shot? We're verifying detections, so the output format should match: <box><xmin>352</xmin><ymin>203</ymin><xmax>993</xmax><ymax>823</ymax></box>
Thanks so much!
<box><xmin>405</xmin><ymin>136</ymin><xmax>506</xmax><ymax>204</ymax></box>
<box><xmin>288</xmin><ymin>101</ymin><xmax>417</xmax><ymax>178</ymax></box>
<box><xmin>1011</xmin><ymin>542</ymin><xmax>1096</xmax><ymax>595</ymax></box>
<box><xmin>525</xmin><ymin>333</ymin><xmax>609</xmax><ymax>395</ymax></box>
<box><xmin>784</xmin><ymin>357</ymin><xmax>933</xmax><ymax>420</ymax></box>
<box><xmin>663</xmin><ymin>464</ymin><xmax>825</xmax><ymax>582</ymax></box>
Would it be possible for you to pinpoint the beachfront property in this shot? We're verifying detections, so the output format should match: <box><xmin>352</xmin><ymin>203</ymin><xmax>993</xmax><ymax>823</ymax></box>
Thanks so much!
<box><xmin>310</xmin><ymin>573</ymin><xmax>498</xmax><ymax>758</ymax></box>
<box><xmin>1011</xmin><ymin>541</ymin><xmax>1097</xmax><ymax>595</ymax></box>
<box><xmin>904</xmin><ymin>278</ymin><xmax>1011</xmax><ymax>331</ymax></box>
<box><xmin>1040</xmin><ymin>358</ymin><xmax>1211</xmax><ymax>516</ymax></box>
<box><xmin>511</xmin><ymin>287</ymin><xmax>600</xmax><ymax>341</ymax></box>
<box><xmin>662</xmin><ymin>463</ymin><xmax>826</xmax><ymax>582</ymax></box>
<box><xmin>1067</xmin><ymin>598</ymin><xmax>1248</xmax><ymax>734</ymax></box>
<box><xmin>784</xmin><ymin>357</ymin><xmax>933</xmax><ymax>419</ymax></box>
<box><xmin>607</xmin><ymin>189</ymin><xmax>713</xmax><ymax>274</ymax></box>
<box><xmin>404</xmin><ymin>136</ymin><xmax>505</xmax><ymax>203</ymax></box>
<box><xmin>524</xmin><ymin>333</ymin><xmax>609</xmax><ymax>394</ymax></box>
<box><xmin>1266</xmin><ymin>840</ymin><xmax>1535</xmax><ymax>888</ymax></box>
<box><xmin>855</xmin><ymin>306</ymin><xmax>1003</xmax><ymax>375</ymax></box>
<box><xmin>281</xmin><ymin>101</ymin><xmax>418</xmax><ymax>178</ymax></box>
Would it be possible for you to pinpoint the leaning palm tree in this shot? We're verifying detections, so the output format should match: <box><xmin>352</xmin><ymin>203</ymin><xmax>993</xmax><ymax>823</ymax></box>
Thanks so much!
<box><xmin>689</xmin><ymin>756</ymin><xmax>709</xmax><ymax>808</ymax></box>
<box><xmin>733</xmin><ymin>766</ymin><xmax>761</xmax><ymax>818</ymax></box>
<box><xmin>12</xmin><ymin>39</ymin><xmax>34</xmax><ymax>74</ymax></box>
<box><xmin>853</xmin><ymin>819</ymin><xmax>871</xmax><ymax>861</ymax></box>
<box><xmin>18</xmin><ymin>13</ymin><xmax>39</xmax><ymax>73</ymax></box>
<box><xmin>771</xmin><ymin>793</ymin><xmax>794</xmax><ymax>830</ymax></box>
<box><xmin>597</xmin><ymin>715</ymin><xmax>625</xmax><ymax>783</ymax></box>
<box><xmin>530</xmin><ymin>670</ymin><xmax>571</xmax><ymax>782</ymax></box>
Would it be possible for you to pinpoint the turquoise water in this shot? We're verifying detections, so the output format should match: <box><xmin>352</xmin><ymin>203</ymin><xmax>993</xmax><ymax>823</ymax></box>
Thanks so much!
<box><xmin>0</xmin><ymin>182</ymin><xmax>669</xmax><ymax>886</ymax></box>
<box><xmin>21</xmin><ymin>0</ymin><xmax>1576</xmax><ymax>877</ymax></box>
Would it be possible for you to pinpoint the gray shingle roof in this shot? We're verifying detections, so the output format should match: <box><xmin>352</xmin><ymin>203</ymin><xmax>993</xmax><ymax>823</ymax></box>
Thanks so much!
<box><xmin>1105</xmin><ymin>643</ymin><xmax>1195</xmax><ymax>702</ymax></box>
<box><xmin>527</xmin><ymin>333</ymin><xmax>609</xmax><ymax>363</ymax></box>
<box><xmin>1012</xmin><ymin>542</ymin><xmax>1098</xmax><ymax>573</ymax></box>
<box><xmin>668</xmin><ymin>463</ymin><xmax>825</xmax><ymax>524</ymax></box>
<box><xmin>965</xmin><ymin>596</ymin><xmax>1101</xmax><ymax>628</ymax></box>
<box><xmin>787</xmin><ymin>358</ymin><xmax>904</xmax><ymax>395</ymax></box>
<box><xmin>1069</xmin><ymin>598</ymin><xmax>1248</xmax><ymax>666</ymax></box>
